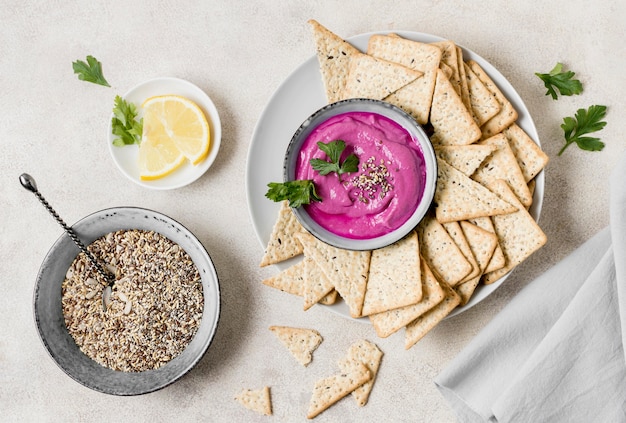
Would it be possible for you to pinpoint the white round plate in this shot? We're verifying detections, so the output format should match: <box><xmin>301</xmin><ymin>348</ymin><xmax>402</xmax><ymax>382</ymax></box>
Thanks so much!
<box><xmin>245</xmin><ymin>31</ymin><xmax>544</xmax><ymax>321</ymax></box>
<box><xmin>108</xmin><ymin>77</ymin><xmax>221</xmax><ymax>190</ymax></box>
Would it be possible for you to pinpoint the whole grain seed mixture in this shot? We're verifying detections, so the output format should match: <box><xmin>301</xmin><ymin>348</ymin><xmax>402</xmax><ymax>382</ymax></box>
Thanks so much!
<box><xmin>61</xmin><ymin>229</ymin><xmax>203</xmax><ymax>372</ymax></box>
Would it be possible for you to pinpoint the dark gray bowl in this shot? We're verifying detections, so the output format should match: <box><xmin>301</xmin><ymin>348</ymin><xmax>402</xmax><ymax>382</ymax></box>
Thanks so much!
<box><xmin>33</xmin><ymin>207</ymin><xmax>220</xmax><ymax>395</ymax></box>
<box><xmin>285</xmin><ymin>98</ymin><xmax>437</xmax><ymax>250</ymax></box>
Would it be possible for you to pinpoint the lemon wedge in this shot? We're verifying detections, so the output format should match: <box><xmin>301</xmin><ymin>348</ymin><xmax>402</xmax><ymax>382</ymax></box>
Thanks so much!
<box><xmin>138</xmin><ymin>95</ymin><xmax>211</xmax><ymax>180</ymax></box>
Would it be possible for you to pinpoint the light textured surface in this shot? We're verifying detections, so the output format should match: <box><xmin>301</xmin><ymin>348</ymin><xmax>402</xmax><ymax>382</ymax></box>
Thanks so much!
<box><xmin>1</xmin><ymin>0</ymin><xmax>625</xmax><ymax>421</ymax></box>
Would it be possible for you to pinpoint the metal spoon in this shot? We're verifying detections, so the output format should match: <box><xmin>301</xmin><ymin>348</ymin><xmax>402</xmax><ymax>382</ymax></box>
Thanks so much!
<box><xmin>20</xmin><ymin>173</ymin><xmax>115</xmax><ymax>310</ymax></box>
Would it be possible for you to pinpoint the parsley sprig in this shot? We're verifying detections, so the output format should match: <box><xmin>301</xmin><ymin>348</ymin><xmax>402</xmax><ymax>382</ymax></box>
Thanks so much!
<box><xmin>111</xmin><ymin>95</ymin><xmax>143</xmax><ymax>146</ymax></box>
<box><xmin>310</xmin><ymin>140</ymin><xmax>359</xmax><ymax>176</ymax></box>
<box><xmin>265</xmin><ymin>180</ymin><xmax>321</xmax><ymax>208</ymax></box>
<box><xmin>535</xmin><ymin>63</ymin><xmax>583</xmax><ymax>100</ymax></box>
<box><xmin>558</xmin><ymin>105</ymin><xmax>607</xmax><ymax>156</ymax></box>
<box><xmin>72</xmin><ymin>55</ymin><xmax>110</xmax><ymax>87</ymax></box>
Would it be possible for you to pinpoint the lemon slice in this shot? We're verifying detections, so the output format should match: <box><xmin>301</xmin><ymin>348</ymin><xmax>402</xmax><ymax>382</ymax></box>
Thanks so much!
<box><xmin>138</xmin><ymin>95</ymin><xmax>211</xmax><ymax>180</ymax></box>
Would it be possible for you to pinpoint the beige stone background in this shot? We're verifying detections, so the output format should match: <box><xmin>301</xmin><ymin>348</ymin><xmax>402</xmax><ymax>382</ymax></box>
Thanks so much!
<box><xmin>1</xmin><ymin>0</ymin><xmax>625</xmax><ymax>421</ymax></box>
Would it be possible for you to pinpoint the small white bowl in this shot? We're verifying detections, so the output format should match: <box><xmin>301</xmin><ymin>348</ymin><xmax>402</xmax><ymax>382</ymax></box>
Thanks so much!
<box><xmin>107</xmin><ymin>77</ymin><xmax>221</xmax><ymax>190</ymax></box>
<box><xmin>284</xmin><ymin>98</ymin><xmax>437</xmax><ymax>251</ymax></box>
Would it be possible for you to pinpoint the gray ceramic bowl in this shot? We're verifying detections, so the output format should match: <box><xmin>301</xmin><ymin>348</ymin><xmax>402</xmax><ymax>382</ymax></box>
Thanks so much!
<box><xmin>33</xmin><ymin>207</ymin><xmax>220</xmax><ymax>395</ymax></box>
<box><xmin>284</xmin><ymin>98</ymin><xmax>437</xmax><ymax>250</ymax></box>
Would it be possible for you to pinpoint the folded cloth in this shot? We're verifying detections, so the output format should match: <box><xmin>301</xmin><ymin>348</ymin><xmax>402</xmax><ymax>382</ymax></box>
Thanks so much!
<box><xmin>435</xmin><ymin>153</ymin><xmax>626</xmax><ymax>422</ymax></box>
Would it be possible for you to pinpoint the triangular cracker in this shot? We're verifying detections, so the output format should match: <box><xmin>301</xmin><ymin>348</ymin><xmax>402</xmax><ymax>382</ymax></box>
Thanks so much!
<box><xmin>473</xmin><ymin>134</ymin><xmax>533</xmax><ymax>207</ymax></box>
<box><xmin>482</xmin><ymin>180</ymin><xmax>547</xmax><ymax>284</ymax></box>
<box><xmin>269</xmin><ymin>325</ymin><xmax>323</xmax><ymax>366</ymax></box>
<box><xmin>367</xmin><ymin>34</ymin><xmax>441</xmax><ymax>124</ymax></box>
<box><xmin>468</xmin><ymin>216</ymin><xmax>506</xmax><ymax>273</ymax></box>
<box><xmin>296</xmin><ymin>232</ymin><xmax>371</xmax><ymax>318</ymax></box>
<box><xmin>338</xmin><ymin>340</ymin><xmax>383</xmax><ymax>407</ymax></box>
<box><xmin>405</xmin><ymin>281</ymin><xmax>461</xmax><ymax>349</ymax></box>
<box><xmin>430</xmin><ymin>68</ymin><xmax>482</xmax><ymax>146</ymax></box>
<box><xmin>369</xmin><ymin>257</ymin><xmax>445</xmax><ymax>338</ymax></box>
<box><xmin>341</xmin><ymin>52</ymin><xmax>422</xmax><ymax>100</ymax></box>
<box><xmin>418</xmin><ymin>214</ymin><xmax>472</xmax><ymax>287</ymax></box>
<box><xmin>361</xmin><ymin>230</ymin><xmax>422</xmax><ymax>316</ymax></box>
<box><xmin>307</xmin><ymin>19</ymin><xmax>361</xmax><ymax>103</ymax></box>
<box><xmin>466</xmin><ymin>60</ymin><xmax>518</xmax><ymax>138</ymax></box>
<box><xmin>434</xmin><ymin>144</ymin><xmax>497</xmax><ymax>176</ymax></box>
<box><xmin>307</xmin><ymin>361</ymin><xmax>371</xmax><ymax>419</ymax></box>
<box><xmin>456</xmin><ymin>47</ymin><xmax>472</xmax><ymax>113</ymax></box>
<box><xmin>235</xmin><ymin>386</ymin><xmax>272</xmax><ymax>416</ymax></box>
<box><xmin>262</xmin><ymin>259</ymin><xmax>306</xmax><ymax>295</ymax></box>
<box><xmin>434</xmin><ymin>158</ymin><xmax>517</xmax><ymax>223</ymax></box>
<box><xmin>502</xmin><ymin>123</ymin><xmax>549</xmax><ymax>183</ymax></box>
<box><xmin>431</xmin><ymin>40</ymin><xmax>461</xmax><ymax>96</ymax></box>
<box><xmin>465</xmin><ymin>61</ymin><xmax>501</xmax><ymax>126</ymax></box>
<box><xmin>443</xmin><ymin>221</ymin><xmax>480</xmax><ymax>284</ymax></box>
<box><xmin>260</xmin><ymin>201</ymin><xmax>304</xmax><ymax>267</ymax></box>
<box><xmin>303</xmin><ymin>256</ymin><xmax>335</xmax><ymax>311</ymax></box>
<box><xmin>454</xmin><ymin>221</ymin><xmax>499</xmax><ymax>305</ymax></box>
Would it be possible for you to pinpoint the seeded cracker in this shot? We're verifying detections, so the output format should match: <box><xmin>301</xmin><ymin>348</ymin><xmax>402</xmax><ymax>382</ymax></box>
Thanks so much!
<box><xmin>338</xmin><ymin>340</ymin><xmax>383</xmax><ymax>407</ymax></box>
<box><xmin>405</xmin><ymin>281</ymin><xmax>461</xmax><ymax>350</ymax></box>
<box><xmin>429</xmin><ymin>68</ymin><xmax>482</xmax><ymax>146</ymax></box>
<box><xmin>443</xmin><ymin>221</ymin><xmax>480</xmax><ymax>284</ymax></box>
<box><xmin>308</xmin><ymin>19</ymin><xmax>361</xmax><ymax>103</ymax></box>
<box><xmin>465</xmin><ymin>61</ymin><xmax>501</xmax><ymax>126</ymax></box>
<box><xmin>361</xmin><ymin>230</ymin><xmax>422</xmax><ymax>316</ymax></box>
<box><xmin>262</xmin><ymin>258</ymin><xmax>337</xmax><ymax>304</ymax></box>
<box><xmin>468</xmin><ymin>216</ymin><xmax>506</xmax><ymax>274</ymax></box>
<box><xmin>306</xmin><ymin>361</ymin><xmax>371</xmax><ymax>419</ymax></box>
<box><xmin>341</xmin><ymin>52</ymin><xmax>422</xmax><ymax>101</ymax></box>
<box><xmin>431</xmin><ymin>40</ymin><xmax>461</xmax><ymax>96</ymax></box>
<box><xmin>418</xmin><ymin>214</ymin><xmax>472</xmax><ymax>287</ymax></box>
<box><xmin>260</xmin><ymin>201</ymin><xmax>305</xmax><ymax>267</ymax></box>
<box><xmin>456</xmin><ymin>46</ymin><xmax>472</xmax><ymax>114</ymax></box>
<box><xmin>482</xmin><ymin>180</ymin><xmax>547</xmax><ymax>284</ymax></box>
<box><xmin>434</xmin><ymin>158</ymin><xmax>517</xmax><ymax>223</ymax></box>
<box><xmin>369</xmin><ymin>257</ymin><xmax>445</xmax><ymax>338</ymax></box>
<box><xmin>466</xmin><ymin>60</ymin><xmax>518</xmax><ymax>137</ymax></box>
<box><xmin>269</xmin><ymin>325</ymin><xmax>323</xmax><ymax>367</ymax></box>
<box><xmin>303</xmin><ymin>255</ymin><xmax>335</xmax><ymax>311</ymax></box>
<box><xmin>434</xmin><ymin>144</ymin><xmax>497</xmax><ymax>176</ymax></box>
<box><xmin>235</xmin><ymin>386</ymin><xmax>272</xmax><ymax>416</ymax></box>
<box><xmin>473</xmin><ymin>134</ymin><xmax>533</xmax><ymax>207</ymax></box>
<box><xmin>367</xmin><ymin>34</ymin><xmax>441</xmax><ymax>124</ymax></box>
<box><xmin>454</xmin><ymin>221</ymin><xmax>499</xmax><ymax>304</ymax></box>
<box><xmin>296</xmin><ymin>232</ymin><xmax>371</xmax><ymax>318</ymax></box>
<box><xmin>502</xmin><ymin>123</ymin><xmax>549</xmax><ymax>183</ymax></box>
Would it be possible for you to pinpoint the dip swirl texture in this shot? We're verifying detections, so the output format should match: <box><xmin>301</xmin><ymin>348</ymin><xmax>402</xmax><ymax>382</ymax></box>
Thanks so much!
<box><xmin>295</xmin><ymin>111</ymin><xmax>427</xmax><ymax>239</ymax></box>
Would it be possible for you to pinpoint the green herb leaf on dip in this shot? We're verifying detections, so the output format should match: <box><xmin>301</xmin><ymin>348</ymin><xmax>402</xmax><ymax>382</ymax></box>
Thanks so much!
<box><xmin>559</xmin><ymin>105</ymin><xmax>607</xmax><ymax>155</ymax></box>
<box><xmin>266</xmin><ymin>180</ymin><xmax>321</xmax><ymax>208</ymax></box>
<box><xmin>72</xmin><ymin>55</ymin><xmax>111</xmax><ymax>87</ymax></box>
<box><xmin>311</xmin><ymin>140</ymin><xmax>359</xmax><ymax>176</ymax></box>
<box><xmin>111</xmin><ymin>95</ymin><xmax>143</xmax><ymax>146</ymax></box>
<box><xmin>535</xmin><ymin>63</ymin><xmax>583</xmax><ymax>100</ymax></box>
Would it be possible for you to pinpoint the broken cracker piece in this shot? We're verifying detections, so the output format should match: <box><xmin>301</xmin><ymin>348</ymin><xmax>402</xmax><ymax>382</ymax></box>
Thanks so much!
<box><xmin>235</xmin><ymin>386</ymin><xmax>272</xmax><ymax>416</ymax></box>
<box><xmin>269</xmin><ymin>325</ymin><xmax>323</xmax><ymax>367</ymax></box>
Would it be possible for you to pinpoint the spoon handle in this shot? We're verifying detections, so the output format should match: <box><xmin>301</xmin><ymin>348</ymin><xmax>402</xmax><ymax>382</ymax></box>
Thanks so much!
<box><xmin>19</xmin><ymin>173</ymin><xmax>115</xmax><ymax>286</ymax></box>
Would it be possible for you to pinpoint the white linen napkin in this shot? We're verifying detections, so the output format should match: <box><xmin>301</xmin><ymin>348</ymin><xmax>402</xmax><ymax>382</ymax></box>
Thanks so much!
<box><xmin>435</xmin><ymin>153</ymin><xmax>626</xmax><ymax>422</ymax></box>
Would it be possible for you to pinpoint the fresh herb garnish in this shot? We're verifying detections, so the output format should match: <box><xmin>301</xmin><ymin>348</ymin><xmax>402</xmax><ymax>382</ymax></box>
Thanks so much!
<box><xmin>535</xmin><ymin>63</ymin><xmax>583</xmax><ymax>100</ymax></box>
<box><xmin>558</xmin><ymin>105</ymin><xmax>607</xmax><ymax>155</ymax></box>
<box><xmin>72</xmin><ymin>55</ymin><xmax>111</xmax><ymax>87</ymax></box>
<box><xmin>265</xmin><ymin>180</ymin><xmax>321</xmax><ymax>208</ymax></box>
<box><xmin>310</xmin><ymin>140</ymin><xmax>359</xmax><ymax>176</ymax></box>
<box><xmin>111</xmin><ymin>95</ymin><xmax>143</xmax><ymax>146</ymax></box>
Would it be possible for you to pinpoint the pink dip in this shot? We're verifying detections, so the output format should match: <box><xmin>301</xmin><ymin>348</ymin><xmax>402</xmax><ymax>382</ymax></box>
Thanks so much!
<box><xmin>295</xmin><ymin>111</ymin><xmax>427</xmax><ymax>239</ymax></box>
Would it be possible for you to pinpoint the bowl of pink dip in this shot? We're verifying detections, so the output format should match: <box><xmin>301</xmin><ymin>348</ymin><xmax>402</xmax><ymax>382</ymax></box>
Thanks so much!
<box><xmin>285</xmin><ymin>98</ymin><xmax>437</xmax><ymax>250</ymax></box>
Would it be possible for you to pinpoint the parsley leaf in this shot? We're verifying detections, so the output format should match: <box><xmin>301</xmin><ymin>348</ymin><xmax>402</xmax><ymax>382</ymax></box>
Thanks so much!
<box><xmin>111</xmin><ymin>95</ymin><xmax>143</xmax><ymax>146</ymax></box>
<box><xmin>265</xmin><ymin>180</ymin><xmax>321</xmax><ymax>208</ymax></box>
<box><xmin>558</xmin><ymin>105</ymin><xmax>607</xmax><ymax>155</ymax></box>
<box><xmin>72</xmin><ymin>55</ymin><xmax>110</xmax><ymax>87</ymax></box>
<box><xmin>310</xmin><ymin>140</ymin><xmax>359</xmax><ymax>176</ymax></box>
<box><xmin>535</xmin><ymin>63</ymin><xmax>583</xmax><ymax>100</ymax></box>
